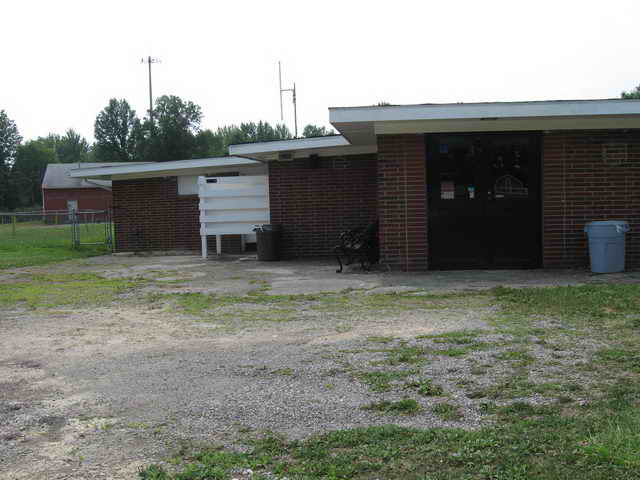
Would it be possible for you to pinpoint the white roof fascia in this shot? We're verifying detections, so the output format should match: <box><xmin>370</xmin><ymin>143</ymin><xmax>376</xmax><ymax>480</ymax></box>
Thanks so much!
<box><xmin>229</xmin><ymin>135</ymin><xmax>350</xmax><ymax>156</ymax></box>
<box><xmin>69</xmin><ymin>157</ymin><xmax>259</xmax><ymax>180</ymax></box>
<box><xmin>329</xmin><ymin>99</ymin><xmax>640</xmax><ymax>124</ymax></box>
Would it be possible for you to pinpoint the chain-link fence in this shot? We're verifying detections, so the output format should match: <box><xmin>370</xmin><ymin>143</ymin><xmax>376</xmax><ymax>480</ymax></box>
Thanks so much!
<box><xmin>0</xmin><ymin>210</ymin><xmax>113</xmax><ymax>251</ymax></box>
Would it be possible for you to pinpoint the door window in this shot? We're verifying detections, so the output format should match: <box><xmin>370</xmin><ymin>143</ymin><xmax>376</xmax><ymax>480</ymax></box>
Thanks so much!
<box><xmin>438</xmin><ymin>138</ymin><xmax>479</xmax><ymax>200</ymax></box>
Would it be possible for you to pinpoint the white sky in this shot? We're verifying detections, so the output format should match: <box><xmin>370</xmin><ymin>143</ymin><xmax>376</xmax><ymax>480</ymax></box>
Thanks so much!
<box><xmin>2</xmin><ymin>0</ymin><xmax>639</xmax><ymax>142</ymax></box>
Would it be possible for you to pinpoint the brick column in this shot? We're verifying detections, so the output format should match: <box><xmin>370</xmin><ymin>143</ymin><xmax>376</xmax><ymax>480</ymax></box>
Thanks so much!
<box><xmin>377</xmin><ymin>134</ymin><xmax>428</xmax><ymax>271</ymax></box>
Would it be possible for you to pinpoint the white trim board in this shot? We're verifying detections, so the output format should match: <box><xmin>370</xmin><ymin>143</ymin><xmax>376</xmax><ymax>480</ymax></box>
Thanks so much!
<box><xmin>69</xmin><ymin>157</ymin><xmax>259</xmax><ymax>180</ymax></box>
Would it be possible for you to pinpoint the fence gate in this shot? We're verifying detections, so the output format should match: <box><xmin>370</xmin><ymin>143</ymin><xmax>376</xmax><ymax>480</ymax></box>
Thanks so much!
<box><xmin>70</xmin><ymin>209</ymin><xmax>113</xmax><ymax>250</ymax></box>
<box><xmin>198</xmin><ymin>175</ymin><xmax>270</xmax><ymax>257</ymax></box>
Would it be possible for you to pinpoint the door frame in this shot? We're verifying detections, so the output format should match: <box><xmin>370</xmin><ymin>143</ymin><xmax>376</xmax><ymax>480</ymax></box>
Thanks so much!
<box><xmin>425</xmin><ymin>131</ymin><xmax>543</xmax><ymax>270</ymax></box>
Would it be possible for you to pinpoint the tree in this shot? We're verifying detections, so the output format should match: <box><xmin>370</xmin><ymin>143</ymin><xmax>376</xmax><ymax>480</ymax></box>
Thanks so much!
<box><xmin>0</xmin><ymin>110</ymin><xmax>22</xmax><ymax>209</ymax></box>
<box><xmin>56</xmin><ymin>129</ymin><xmax>89</xmax><ymax>163</ymax></box>
<box><xmin>136</xmin><ymin>95</ymin><xmax>203</xmax><ymax>162</ymax></box>
<box><xmin>12</xmin><ymin>140</ymin><xmax>54</xmax><ymax>207</ymax></box>
<box><xmin>94</xmin><ymin>98</ymin><xmax>141</xmax><ymax>162</ymax></box>
<box><xmin>191</xmin><ymin>121</ymin><xmax>292</xmax><ymax>159</ymax></box>
<box><xmin>302</xmin><ymin>124</ymin><xmax>335</xmax><ymax>138</ymax></box>
<box><xmin>621</xmin><ymin>85</ymin><xmax>640</xmax><ymax>99</ymax></box>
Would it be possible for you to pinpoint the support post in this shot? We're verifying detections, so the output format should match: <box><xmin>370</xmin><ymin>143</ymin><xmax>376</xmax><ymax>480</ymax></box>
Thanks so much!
<box><xmin>201</xmin><ymin>235</ymin><xmax>208</xmax><ymax>259</ymax></box>
<box><xmin>12</xmin><ymin>215</ymin><xmax>16</xmax><ymax>237</ymax></box>
<box><xmin>216</xmin><ymin>235</ymin><xmax>222</xmax><ymax>255</ymax></box>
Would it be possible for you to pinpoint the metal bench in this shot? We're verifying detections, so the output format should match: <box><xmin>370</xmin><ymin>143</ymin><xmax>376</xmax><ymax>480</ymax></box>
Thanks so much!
<box><xmin>334</xmin><ymin>221</ymin><xmax>379</xmax><ymax>273</ymax></box>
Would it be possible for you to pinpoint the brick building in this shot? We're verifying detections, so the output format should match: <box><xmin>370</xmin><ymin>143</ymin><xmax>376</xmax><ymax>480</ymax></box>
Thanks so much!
<box><xmin>231</xmin><ymin>99</ymin><xmax>640</xmax><ymax>271</ymax></box>
<box><xmin>69</xmin><ymin>157</ymin><xmax>267</xmax><ymax>254</ymax></box>
<box><xmin>73</xmin><ymin>99</ymin><xmax>640</xmax><ymax>271</ymax></box>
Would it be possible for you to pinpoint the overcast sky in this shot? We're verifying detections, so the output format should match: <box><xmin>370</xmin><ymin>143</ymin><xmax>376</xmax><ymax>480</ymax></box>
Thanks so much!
<box><xmin>2</xmin><ymin>0</ymin><xmax>639</xmax><ymax>142</ymax></box>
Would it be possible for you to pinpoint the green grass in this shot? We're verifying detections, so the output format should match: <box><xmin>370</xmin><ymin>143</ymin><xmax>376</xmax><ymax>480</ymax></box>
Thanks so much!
<box><xmin>0</xmin><ymin>273</ymin><xmax>142</xmax><ymax>309</ymax></box>
<box><xmin>404</xmin><ymin>379</ymin><xmax>444</xmax><ymax>396</ymax></box>
<box><xmin>0</xmin><ymin>222</ymin><xmax>110</xmax><ymax>269</ymax></box>
<box><xmin>493</xmin><ymin>284</ymin><xmax>640</xmax><ymax>321</ymax></box>
<box><xmin>361</xmin><ymin>398</ymin><xmax>422</xmax><ymax>415</ymax></box>
<box><xmin>432</xmin><ymin>402</ymin><xmax>463</xmax><ymax>421</ymax></box>
<box><xmin>356</xmin><ymin>369</ymin><xmax>418</xmax><ymax>392</ymax></box>
<box><xmin>139</xmin><ymin>381</ymin><xmax>640</xmax><ymax>479</ymax></box>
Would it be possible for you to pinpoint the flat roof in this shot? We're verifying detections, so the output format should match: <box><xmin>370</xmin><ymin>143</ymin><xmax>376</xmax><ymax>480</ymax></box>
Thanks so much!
<box><xmin>330</xmin><ymin>98</ymin><xmax>640</xmax><ymax>144</ymax></box>
<box><xmin>69</xmin><ymin>156</ymin><xmax>261</xmax><ymax>180</ymax></box>
<box><xmin>43</xmin><ymin>162</ymin><xmax>143</xmax><ymax>189</ymax></box>
<box><xmin>228</xmin><ymin>135</ymin><xmax>377</xmax><ymax>161</ymax></box>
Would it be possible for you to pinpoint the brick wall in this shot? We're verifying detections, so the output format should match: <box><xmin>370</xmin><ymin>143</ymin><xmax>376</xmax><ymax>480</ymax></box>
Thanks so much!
<box><xmin>112</xmin><ymin>177</ymin><xmax>242</xmax><ymax>254</ymax></box>
<box><xmin>43</xmin><ymin>187</ymin><xmax>112</xmax><ymax>211</ymax></box>
<box><xmin>268</xmin><ymin>154</ymin><xmax>377</xmax><ymax>258</ymax></box>
<box><xmin>376</xmin><ymin>134</ymin><xmax>428</xmax><ymax>271</ymax></box>
<box><xmin>543</xmin><ymin>130</ymin><xmax>640</xmax><ymax>269</ymax></box>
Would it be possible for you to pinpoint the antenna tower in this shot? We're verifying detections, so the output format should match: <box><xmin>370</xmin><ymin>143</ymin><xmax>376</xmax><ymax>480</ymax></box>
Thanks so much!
<box><xmin>278</xmin><ymin>61</ymin><xmax>298</xmax><ymax>138</ymax></box>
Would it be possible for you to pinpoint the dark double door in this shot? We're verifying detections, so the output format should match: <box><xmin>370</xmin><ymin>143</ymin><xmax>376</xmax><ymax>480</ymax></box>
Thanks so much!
<box><xmin>426</xmin><ymin>133</ymin><xmax>541</xmax><ymax>269</ymax></box>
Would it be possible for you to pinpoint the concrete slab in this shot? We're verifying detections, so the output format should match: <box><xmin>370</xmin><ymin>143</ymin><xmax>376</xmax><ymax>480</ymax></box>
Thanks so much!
<box><xmin>76</xmin><ymin>254</ymin><xmax>640</xmax><ymax>295</ymax></box>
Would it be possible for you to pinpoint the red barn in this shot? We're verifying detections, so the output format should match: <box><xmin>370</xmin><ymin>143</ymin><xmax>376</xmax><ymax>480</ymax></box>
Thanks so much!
<box><xmin>42</xmin><ymin>163</ymin><xmax>131</xmax><ymax>212</ymax></box>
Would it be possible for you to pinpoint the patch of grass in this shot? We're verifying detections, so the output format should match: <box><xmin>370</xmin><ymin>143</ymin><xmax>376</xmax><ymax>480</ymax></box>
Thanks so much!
<box><xmin>579</xmin><ymin>407</ymin><xmax>640</xmax><ymax>469</ymax></box>
<box><xmin>271</xmin><ymin>368</ymin><xmax>294</xmax><ymax>376</ymax></box>
<box><xmin>432</xmin><ymin>402</ymin><xmax>463</xmax><ymax>421</ymax></box>
<box><xmin>470</xmin><ymin>375</ymin><xmax>584</xmax><ymax>400</ymax></box>
<box><xmin>361</xmin><ymin>398</ymin><xmax>422</xmax><ymax>415</ymax></box>
<box><xmin>493</xmin><ymin>284</ymin><xmax>640</xmax><ymax>321</ymax></box>
<box><xmin>595</xmin><ymin>348</ymin><xmax>640</xmax><ymax>372</ymax></box>
<box><xmin>404</xmin><ymin>379</ymin><xmax>444</xmax><ymax>396</ymax></box>
<box><xmin>0</xmin><ymin>273</ymin><xmax>142</xmax><ymax>309</ymax></box>
<box><xmin>494</xmin><ymin>349</ymin><xmax>536</xmax><ymax>366</ymax></box>
<box><xmin>0</xmin><ymin>223</ymin><xmax>109</xmax><ymax>270</ymax></box>
<box><xmin>356</xmin><ymin>369</ymin><xmax>418</xmax><ymax>392</ymax></box>
<box><xmin>140</xmin><ymin>381</ymin><xmax>640</xmax><ymax>479</ymax></box>
<box><xmin>417</xmin><ymin>329</ymin><xmax>484</xmax><ymax>341</ymax></box>
<box><xmin>385</xmin><ymin>345</ymin><xmax>427</xmax><ymax>365</ymax></box>
<box><xmin>366</xmin><ymin>335</ymin><xmax>396</xmax><ymax>344</ymax></box>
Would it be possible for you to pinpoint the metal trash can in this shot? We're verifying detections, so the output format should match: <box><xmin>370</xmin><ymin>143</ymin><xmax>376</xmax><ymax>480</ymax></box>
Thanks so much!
<box><xmin>584</xmin><ymin>221</ymin><xmax>630</xmax><ymax>273</ymax></box>
<box><xmin>254</xmin><ymin>224</ymin><xmax>281</xmax><ymax>261</ymax></box>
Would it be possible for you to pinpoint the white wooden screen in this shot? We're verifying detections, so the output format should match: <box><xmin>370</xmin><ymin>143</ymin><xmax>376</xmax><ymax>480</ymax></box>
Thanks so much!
<box><xmin>198</xmin><ymin>175</ymin><xmax>270</xmax><ymax>258</ymax></box>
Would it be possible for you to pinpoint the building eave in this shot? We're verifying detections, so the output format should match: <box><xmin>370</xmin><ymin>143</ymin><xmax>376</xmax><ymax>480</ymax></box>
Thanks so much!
<box><xmin>69</xmin><ymin>157</ymin><xmax>260</xmax><ymax>180</ymax></box>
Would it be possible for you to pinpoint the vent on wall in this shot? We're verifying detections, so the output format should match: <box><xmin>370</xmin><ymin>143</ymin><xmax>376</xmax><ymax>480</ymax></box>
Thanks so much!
<box><xmin>602</xmin><ymin>142</ymin><xmax>629</xmax><ymax>166</ymax></box>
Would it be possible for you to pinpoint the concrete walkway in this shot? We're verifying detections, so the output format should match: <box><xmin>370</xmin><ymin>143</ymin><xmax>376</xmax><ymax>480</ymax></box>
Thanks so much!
<box><xmin>82</xmin><ymin>254</ymin><xmax>640</xmax><ymax>295</ymax></box>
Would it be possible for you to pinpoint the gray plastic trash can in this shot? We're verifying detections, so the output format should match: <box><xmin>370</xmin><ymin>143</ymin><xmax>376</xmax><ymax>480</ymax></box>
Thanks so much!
<box><xmin>584</xmin><ymin>221</ymin><xmax>630</xmax><ymax>273</ymax></box>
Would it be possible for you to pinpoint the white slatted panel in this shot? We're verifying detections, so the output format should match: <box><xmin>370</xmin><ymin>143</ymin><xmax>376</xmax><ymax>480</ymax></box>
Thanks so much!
<box><xmin>198</xmin><ymin>176</ymin><xmax>269</xmax><ymax>256</ymax></box>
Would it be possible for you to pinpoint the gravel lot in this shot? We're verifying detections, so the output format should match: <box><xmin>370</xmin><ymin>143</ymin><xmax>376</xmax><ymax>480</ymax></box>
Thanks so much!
<box><xmin>1</xmin><ymin>255</ymin><xmax>639</xmax><ymax>479</ymax></box>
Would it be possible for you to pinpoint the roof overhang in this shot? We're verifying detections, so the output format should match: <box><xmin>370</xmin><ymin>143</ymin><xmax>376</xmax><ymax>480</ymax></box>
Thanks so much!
<box><xmin>229</xmin><ymin>135</ymin><xmax>377</xmax><ymax>161</ymax></box>
<box><xmin>69</xmin><ymin>157</ymin><xmax>261</xmax><ymax>180</ymax></box>
<box><xmin>329</xmin><ymin>99</ymin><xmax>640</xmax><ymax>144</ymax></box>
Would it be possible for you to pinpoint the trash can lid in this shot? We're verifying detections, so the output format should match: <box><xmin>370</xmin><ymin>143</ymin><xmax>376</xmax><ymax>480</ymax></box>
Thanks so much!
<box><xmin>584</xmin><ymin>220</ymin><xmax>630</xmax><ymax>233</ymax></box>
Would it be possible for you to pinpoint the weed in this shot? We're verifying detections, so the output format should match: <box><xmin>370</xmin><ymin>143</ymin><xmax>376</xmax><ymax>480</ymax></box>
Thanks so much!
<box><xmin>367</xmin><ymin>335</ymin><xmax>396</xmax><ymax>344</ymax></box>
<box><xmin>432</xmin><ymin>402</ymin><xmax>463</xmax><ymax>421</ymax></box>
<box><xmin>0</xmin><ymin>273</ymin><xmax>142</xmax><ymax>309</ymax></box>
<box><xmin>357</xmin><ymin>370</ymin><xmax>418</xmax><ymax>392</ymax></box>
<box><xmin>361</xmin><ymin>398</ymin><xmax>422</xmax><ymax>415</ymax></box>
<box><xmin>404</xmin><ymin>379</ymin><xmax>444</xmax><ymax>396</ymax></box>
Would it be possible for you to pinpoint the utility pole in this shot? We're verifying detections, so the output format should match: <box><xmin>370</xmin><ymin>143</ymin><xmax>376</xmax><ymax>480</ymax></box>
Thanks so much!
<box><xmin>141</xmin><ymin>56</ymin><xmax>160</xmax><ymax>124</ymax></box>
<box><xmin>279</xmin><ymin>61</ymin><xmax>298</xmax><ymax>138</ymax></box>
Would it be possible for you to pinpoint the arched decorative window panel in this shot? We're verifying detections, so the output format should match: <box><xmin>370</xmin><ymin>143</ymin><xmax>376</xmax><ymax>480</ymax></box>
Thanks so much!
<box><xmin>494</xmin><ymin>174</ymin><xmax>528</xmax><ymax>197</ymax></box>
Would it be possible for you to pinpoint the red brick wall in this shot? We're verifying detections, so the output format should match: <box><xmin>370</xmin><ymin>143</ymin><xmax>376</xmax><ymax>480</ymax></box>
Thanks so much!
<box><xmin>268</xmin><ymin>154</ymin><xmax>378</xmax><ymax>258</ymax></box>
<box><xmin>543</xmin><ymin>130</ymin><xmax>640</xmax><ymax>269</ymax></box>
<box><xmin>43</xmin><ymin>188</ymin><xmax>112</xmax><ymax>211</ymax></box>
<box><xmin>376</xmin><ymin>135</ymin><xmax>428</xmax><ymax>271</ymax></box>
<box><xmin>112</xmin><ymin>177</ymin><xmax>242</xmax><ymax>254</ymax></box>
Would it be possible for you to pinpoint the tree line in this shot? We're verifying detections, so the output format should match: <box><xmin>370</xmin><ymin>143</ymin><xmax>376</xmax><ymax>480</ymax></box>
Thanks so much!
<box><xmin>0</xmin><ymin>95</ymin><xmax>334</xmax><ymax>211</ymax></box>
